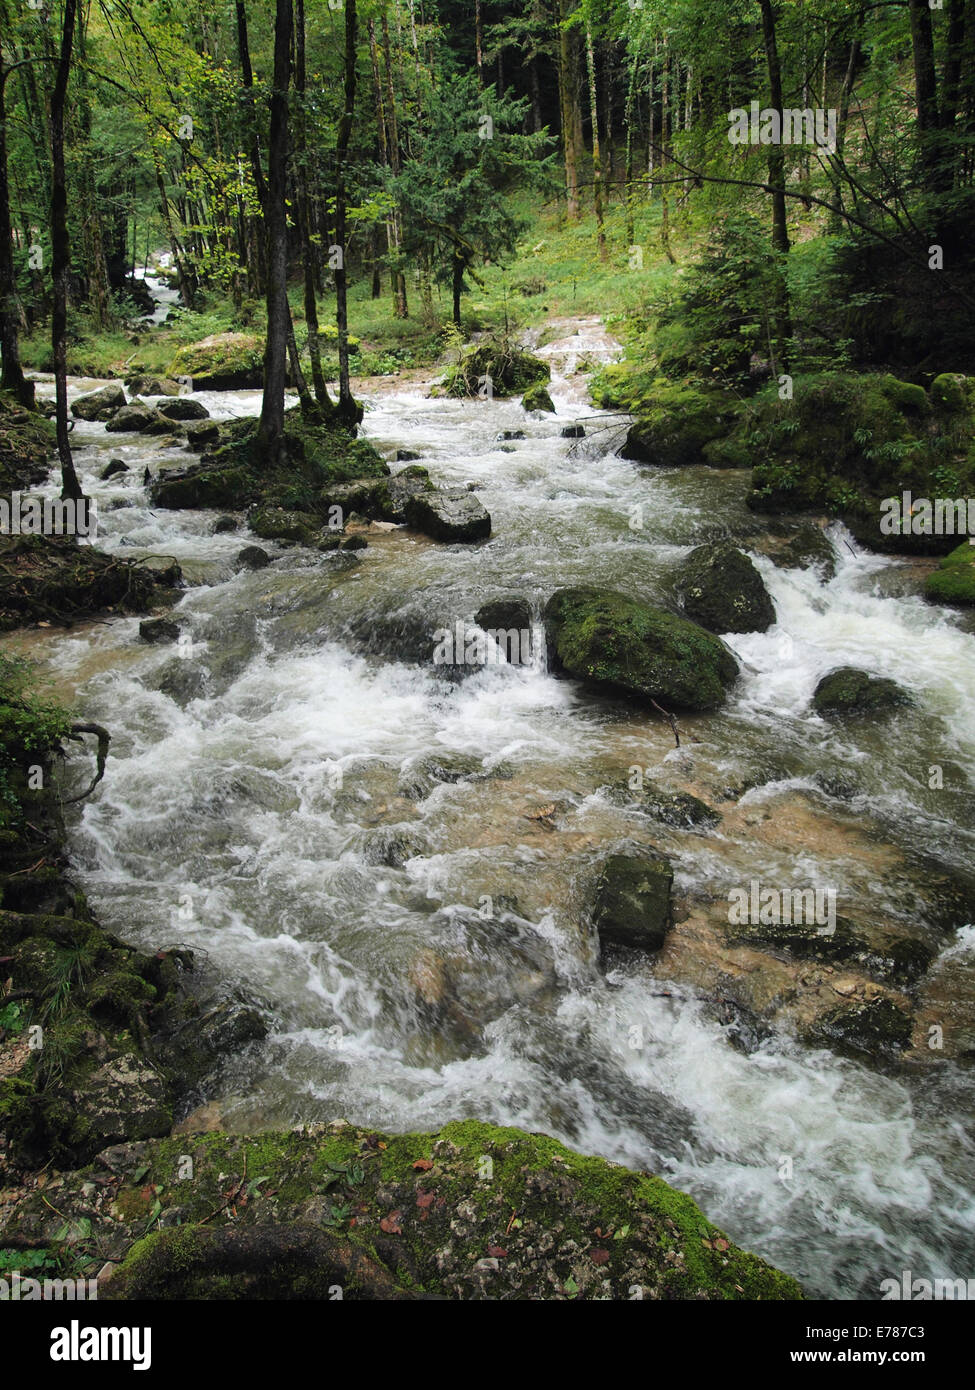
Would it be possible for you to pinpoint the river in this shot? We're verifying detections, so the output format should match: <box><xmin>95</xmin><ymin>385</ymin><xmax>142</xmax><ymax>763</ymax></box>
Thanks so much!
<box><xmin>13</xmin><ymin>309</ymin><xmax>975</xmax><ymax>1300</ymax></box>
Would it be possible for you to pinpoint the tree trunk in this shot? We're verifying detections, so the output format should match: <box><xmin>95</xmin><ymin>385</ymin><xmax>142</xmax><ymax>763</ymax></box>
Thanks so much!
<box><xmin>295</xmin><ymin>0</ymin><xmax>334</xmax><ymax>413</ymax></box>
<box><xmin>334</xmin><ymin>0</ymin><xmax>359</xmax><ymax>424</ymax></box>
<box><xmin>908</xmin><ymin>0</ymin><xmax>941</xmax><ymax>190</ymax></box>
<box><xmin>758</xmin><ymin>0</ymin><xmax>792</xmax><ymax>369</ymax></box>
<box><xmin>0</xmin><ymin>49</ymin><xmax>34</xmax><ymax>407</ymax></box>
<box><xmin>557</xmin><ymin>2</ymin><xmax>580</xmax><ymax>221</ymax></box>
<box><xmin>51</xmin><ymin>0</ymin><xmax>83</xmax><ymax>501</ymax></box>
<box><xmin>257</xmin><ymin>0</ymin><xmax>292</xmax><ymax>465</ymax></box>
<box><xmin>380</xmin><ymin>12</ymin><xmax>408</xmax><ymax>318</ymax></box>
<box><xmin>584</xmin><ymin>22</ymin><xmax>606</xmax><ymax>259</ymax></box>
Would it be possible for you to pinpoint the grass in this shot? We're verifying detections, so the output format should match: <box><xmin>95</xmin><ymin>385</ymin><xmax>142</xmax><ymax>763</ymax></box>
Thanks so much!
<box><xmin>18</xmin><ymin>188</ymin><xmax>696</xmax><ymax>381</ymax></box>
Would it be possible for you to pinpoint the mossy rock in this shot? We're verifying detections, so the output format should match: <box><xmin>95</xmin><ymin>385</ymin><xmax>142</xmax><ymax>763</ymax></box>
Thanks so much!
<box><xmin>771</xmin><ymin>523</ymin><xmax>837</xmax><ymax>580</ymax></box>
<box><xmin>609</xmin><ymin>780</ymin><xmax>719</xmax><ymax>829</ymax></box>
<box><xmin>591</xmin><ymin>851</ymin><xmax>674</xmax><ymax>954</ymax></box>
<box><xmin>676</xmin><ymin>543</ymin><xmax>776</xmax><ymax>634</ymax></box>
<box><xmin>621</xmin><ymin>381</ymin><xmax>735</xmax><ymax>468</ymax></box>
<box><xmin>168</xmin><ymin>333</ymin><xmax>264</xmax><ymax>390</ymax></box>
<box><xmin>33</xmin><ymin>1120</ymin><xmax>802</xmax><ymax>1300</ymax></box>
<box><xmin>544</xmin><ymin>586</ymin><xmax>739</xmax><ymax>712</ymax></box>
<box><xmin>247</xmin><ymin>507</ymin><xmax>320</xmax><ymax>546</ymax></box>
<box><xmin>443</xmin><ymin>339</ymin><xmax>550</xmax><ymax>399</ymax></box>
<box><xmin>522</xmin><ymin>382</ymin><xmax>556</xmax><ymax>413</ymax></box>
<box><xmin>0</xmin><ymin>535</ymin><xmax>163</xmax><ymax>631</ymax></box>
<box><xmin>0</xmin><ymin>394</ymin><xmax>55</xmax><ymax>493</ymax></box>
<box><xmin>929</xmin><ymin>373</ymin><xmax>969</xmax><ymax>413</ymax></box>
<box><xmin>925</xmin><ymin>539</ymin><xmax>975</xmax><ymax>605</ymax></box>
<box><xmin>812</xmin><ymin>666</ymin><xmax>913</xmax><ymax>719</ymax></box>
<box><xmin>805</xmin><ymin>997</ymin><xmax>913</xmax><ymax>1058</ymax></box>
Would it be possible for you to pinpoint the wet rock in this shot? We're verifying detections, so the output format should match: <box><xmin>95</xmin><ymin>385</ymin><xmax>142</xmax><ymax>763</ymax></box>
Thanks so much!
<box><xmin>496</xmin><ymin>430</ymin><xmax>526</xmax><ymax>441</ymax></box>
<box><xmin>362</xmin><ymin>828</ymin><xmax>424</xmax><ymax>868</ymax></box>
<box><xmin>772</xmin><ymin>523</ymin><xmax>837</xmax><ymax>581</ymax></box>
<box><xmin>101</xmin><ymin>458</ymin><xmax>129</xmax><ymax>480</ymax></box>
<box><xmin>71</xmin><ymin>384</ymin><xmax>126</xmax><ymax>421</ymax></box>
<box><xmin>812</xmin><ymin>667</ymin><xmax>913</xmax><ymax>718</ymax></box>
<box><xmin>474</xmin><ymin>596</ymin><xmax>533</xmax><ymax>633</ymax></box>
<box><xmin>610</xmin><ymin>779</ymin><xmax>719</xmax><ymax>828</ymax></box>
<box><xmin>804</xmin><ymin>996</ymin><xmax>913</xmax><ymax>1058</ymax></box>
<box><xmin>676</xmin><ymin>542</ymin><xmax>776</xmax><ymax>634</ymax></box>
<box><xmin>405</xmin><ymin>488</ymin><xmax>491</xmax><ymax>543</ymax></box>
<box><xmin>213</xmin><ymin>515</ymin><xmax>238</xmax><ymax>534</ymax></box>
<box><xmin>154</xmin><ymin>462</ymin><xmax>256</xmax><ymax>509</ymax></box>
<box><xmin>591</xmin><ymin>851</ymin><xmax>674</xmax><ymax>955</ymax></box>
<box><xmin>395</xmin><ymin>448</ymin><xmax>422</xmax><ymax>462</ymax></box>
<box><xmin>125</xmin><ymin>375</ymin><xmax>180</xmax><ymax>397</ymax></box>
<box><xmin>168</xmin><ymin>331</ymin><xmax>264</xmax><ymax>390</ymax></box>
<box><xmin>186</xmin><ymin>422</ymin><xmax>221</xmax><ymax>451</ymax></box>
<box><xmin>522</xmin><ymin>384</ymin><xmax>555</xmax><ymax>413</ymax></box>
<box><xmin>398</xmin><ymin>752</ymin><xmax>490</xmax><ymax>800</ymax></box>
<box><xmin>925</xmin><ymin>541</ymin><xmax>975</xmax><ymax>607</ymax></box>
<box><xmin>236</xmin><ymin>545</ymin><xmax>271</xmax><ymax>570</ymax></box>
<box><xmin>158</xmin><ymin>398</ymin><xmax>211</xmax><ymax>422</ymax></box>
<box><xmin>105</xmin><ymin>401</ymin><xmax>172</xmax><ymax>435</ymax></box>
<box><xmin>544</xmin><ymin>586</ymin><xmax>738</xmax><ymax>712</ymax></box>
<box><xmin>139</xmin><ymin>618</ymin><xmax>180</xmax><ymax>644</ymax></box>
<box><xmin>341</xmin><ymin>535</ymin><xmax>368</xmax><ymax>551</ymax></box>
<box><xmin>444</xmin><ymin>339</ymin><xmax>550</xmax><ymax>400</ymax></box>
<box><xmin>72</xmin><ymin>1051</ymin><xmax>173</xmax><ymax>1150</ymax></box>
<box><xmin>561</xmin><ymin>424</ymin><xmax>585</xmax><ymax>438</ymax></box>
<box><xmin>152</xmin><ymin>986</ymin><xmax>269</xmax><ymax>1090</ymax></box>
<box><xmin>248</xmin><ymin>507</ymin><xmax>319</xmax><ymax>546</ymax></box>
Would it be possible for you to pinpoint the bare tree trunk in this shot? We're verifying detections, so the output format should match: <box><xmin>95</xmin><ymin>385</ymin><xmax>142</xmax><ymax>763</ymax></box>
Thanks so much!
<box><xmin>584</xmin><ymin>21</ymin><xmax>607</xmax><ymax>259</ymax></box>
<box><xmin>257</xmin><ymin>0</ymin><xmax>292</xmax><ymax>465</ymax></box>
<box><xmin>557</xmin><ymin>1</ymin><xmax>580</xmax><ymax>221</ymax></box>
<box><xmin>0</xmin><ymin>46</ymin><xmax>34</xmax><ymax>406</ymax></box>
<box><xmin>295</xmin><ymin>0</ymin><xmax>333</xmax><ymax>413</ymax></box>
<box><xmin>334</xmin><ymin>0</ymin><xmax>360</xmax><ymax>424</ymax></box>
<box><xmin>51</xmin><ymin>0</ymin><xmax>83</xmax><ymax>501</ymax></box>
<box><xmin>758</xmin><ymin>0</ymin><xmax>792</xmax><ymax>368</ymax></box>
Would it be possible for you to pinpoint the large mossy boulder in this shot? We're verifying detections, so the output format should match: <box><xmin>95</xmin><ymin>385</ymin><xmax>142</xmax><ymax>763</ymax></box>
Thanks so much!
<box><xmin>620</xmin><ymin>381</ymin><xmax>736</xmax><ymax>468</ymax></box>
<box><xmin>443</xmin><ymin>338</ymin><xmax>550</xmax><ymax>400</ymax></box>
<box><xmin>71</xmin><ymin>383</ymin><xmax>126</xmax><ymax>421</ymax></box>
<box><xmin>676</xmin><ymin>542</ymin><xmax>776</xmax><ymax>633</ymax></box>
<box><xmin>925</xmin><ymin>540</ymin><xmax>975</xmax><ymax>605</ymax></box>
<box><xmin>125</xmin><ymin>375</ymin><xmax>181</xmax><ymax>397</ymax></box>
<box><xmin>544</xmin><ymin>587</ymin><xmax>738</xmax><ymax>712</ymax></box>
<box><xmin>247</xmin><ymin>507</ymin><xmax>321</xmax><ymax>546</ymax></box>
<box><xmin>158</xmin><ymin>397</ymin><xmax>210</xmax><ymax>421</ymax></box>
<box><xmin>591</xmin><ymin>851</ymin><xmax>674</xmax><ymax>954</ymax></box>
<box><xmin>6</xmin><ymin>1121</ymin><xmax>802</xmax><ymax>1300</ymax></box>
<box><xmin>168</xmin><ymin>332</ymin><xmax>264</xmax><ymax>390</ymax></box>
<box><xmin>319</xmin><ymin>465</ymin><xmax>433</xmax><ymax>526</ymax></box>
<box><xmin>0</xmin><ymin>395</ymin><xmax>55</xmax><ymax>491</ymax></box>
<box><xmin>812</xmin><ymin>666</ymin><xmax>913</xmax><ymax>719</ymax></box>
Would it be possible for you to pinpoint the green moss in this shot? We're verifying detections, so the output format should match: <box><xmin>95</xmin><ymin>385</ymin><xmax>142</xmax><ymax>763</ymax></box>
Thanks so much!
<box><xmin>442</xmin><ymin>339</ymin><xmax>550</xmax><ymax>399</ymax></box>
<box><xmin>925</xmin><ymin>540</ymin><xmax>975</xmax><ymax>605</ymax></box>
<box><xmin>544</xmin><ymin>586</ymin><xmax>739</xmax><ymax>712</ymax></box>
<box><xmin>812</xmin><ymin>666</ymin><xmax>913</xmax><ymax>718</ymax></box>
<box><xmin>620</xmin><ymin>380</ymin><xmax>737</xmax><ymax>468</ymax></box>
<box><xmin>522</xmin><ymin>382</ymin><xmax>556</xmax><ymax>413</ymax></box>
<box><xmin>929</xmin><ymin>373</ymin><xmax>969</xmax><ymax>414</ymax></box>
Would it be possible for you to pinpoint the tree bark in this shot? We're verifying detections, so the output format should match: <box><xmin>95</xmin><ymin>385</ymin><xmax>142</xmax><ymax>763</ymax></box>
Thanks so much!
<box><xmin>0</xmin><ymin>48</ymin><xmax>34</xmax><ymax>406</ymax></box>
<box><xmin>257</xmin><ymin>0</ymin><xmax>292</xmax><ymax>465</ymax></box>
<box><xmin>584</xmin><ymin>21</ymin><xmax>606</xmax><ymax>258</ymax></box>
<box><xmin>334</xmin><ymin>0</ymin><xmax>359</xmax><ymax>424</ymax></box>
<box><xmin>50</xmin><ymin>0</ymin><xmax>83</xmax><ymax>501</ymax></box>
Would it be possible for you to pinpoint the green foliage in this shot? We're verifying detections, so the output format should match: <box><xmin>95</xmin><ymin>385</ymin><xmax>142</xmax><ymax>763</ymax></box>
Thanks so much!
<box><xmin>0</xmin><ymin>655</ymin><xmax>71</xmax><ymax>829</ymax></box>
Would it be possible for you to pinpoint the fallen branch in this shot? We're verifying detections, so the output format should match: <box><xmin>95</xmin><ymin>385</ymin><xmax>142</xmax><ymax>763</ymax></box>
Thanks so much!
<box><xmin>650</xmin><ymin>699</ymin><xmax>681</xmax><ymax>748</ymax></box>
<box><xmin>62</xmin><ymin>722</ymin><xmax>111</xmax><ymax>804</ymax></box>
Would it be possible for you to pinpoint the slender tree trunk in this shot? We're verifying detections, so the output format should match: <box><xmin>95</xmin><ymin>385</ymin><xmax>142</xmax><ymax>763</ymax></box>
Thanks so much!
<box><xmin>908</xmin><ymin>0</ymin><xmax>941</xmax><ymax>190</ymax></box>
<box><xmin>334</xmin><ymin>0</ymin><xmax>359</xmax><ymax>424</ymax></box>
<box><xmin>0</xmin><ymin>50</ymin><xmax>34</xmax><ymax>406</ymax></box>
<box><xmin>380</xmin><ymin>12</ymin><xmax>408</xmax><ymax>317</ymax></box>
<box><xmin>257</xmin><ymin>0</ymin><xmax>292</xmax><ymax>464</ymax></box>
<box><xmin>758</xmin><ymin>0</ymin><xmax>792</xmax><ymax>368</ymax></box>
<box><xmin>475</xmin><ymin>0</ymin><xmax>484</xmax><ymax>89</ymax></box>
<box><xmin>660</xmin><ymin>42</ymin><xmax>675</xmax><ymax>263</ymax></box>
<box><xmin>584</xmin><ymin>22</ymin><xmax>606</xmax><ymax>259</ymax></box>
<box><xmin>295</xmin><ymin>0</ymin><xmax>333</xmax><ymax>413</ymax></box>
<box><xmin>624</xmin><ymin>50</ymin><xmax>638</xmax><ymax>247</ymax></box>
<box><xmin>556</xmin><ymin>1</ymin><xmax>581</xmax><ymax>221</ymax></box>
<box><xmin>51</xmin><ymin>0</ymin><xmax>83</xmax><ymax>501</ymax></box>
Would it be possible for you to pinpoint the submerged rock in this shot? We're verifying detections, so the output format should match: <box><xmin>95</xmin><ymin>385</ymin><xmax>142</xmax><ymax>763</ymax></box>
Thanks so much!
<box><xmin>544</xmin><ymin>586</ymin><xmax>738</xmax><ymax>712</ymax></box>
<box><xmin>676</xmin><ymin>542</ymin><xmax>776</xmax><ymax>634</ymax></box>
<box><xmin>610</xmin><ymin>779</ymin><xmax>719</xmax><ymax>829</ymax></box>
<box><xmin>101</xmin><ymin>458</ymin><xmax>129</xmax><ymax>480</ymax></box>
<box><xmin>474</xmin><ymin>596</ymin><xmax>533</xmax><ymax>633</ymax></box>
<box><xmin>591</xmin><ymin>851</ymin><xmax>674</xmax><ymax>954</ymax></box>
<box><xmin>139</xmin><ymin>618</ymin><xmax>180</xmax><ymax>644</ymax></box>
<box><xmin>236</xmin><ymin>545</ymin><xmax>271</xmax><ymax>570</ymax></box>
<box><xmin>812</xmin><ymin>667</ymin><xmax>913</xmax><ymax>718</ymax></box>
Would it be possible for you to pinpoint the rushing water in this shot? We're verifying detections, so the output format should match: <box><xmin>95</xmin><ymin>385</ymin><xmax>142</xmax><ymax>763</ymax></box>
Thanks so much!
<box><xmin>16</xmin><ymin>315</ymin><xmax>975</xmax><ymax>1299</ymax></box>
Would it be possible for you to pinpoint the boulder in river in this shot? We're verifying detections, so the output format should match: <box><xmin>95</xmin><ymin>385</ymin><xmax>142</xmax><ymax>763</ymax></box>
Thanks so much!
<box><xmin>522</xmin><ymin>383</ymin><xmax>556</xmax><ymax>413</ymax></box>
<box><xmin>125</xmin><ymin>375</ymin><xmax>180</xmax><ymax>397</ymax></box>
<box><xmin>236</xmin><ymin>545</ymin><xmax>271</xmax><ymax>570</ymax></box>
<box><xmin>168</xmin><ymin>331</ymin><xmax>264</xmax><ymax>390</ymax></box>
<box><xmin>71</xmin><ymin>383</ymin><xmax>126</xmax><ymax>421</ymax></box>
<box><xmin>158</xmin><ymin>398</ymin><xmax>211</xmax><ymax>422</ymax></box>
<box><xmin>105</xmin><ymin>401</ymin><xmax>172</xmax><ymax>434</ymax></box>
<box><xmin>247</xmin><ymin>506</ymin><xmax>319</xmax><ymax>546</ymax></box>
<box><xmin>925</xmin><ymin>540</ymin><xmax>975</xmax><ymax>606</ymax></box>
<box><xmin>395</xmin><ymin>448</ymin><xmax>422</xmax><ymax>462</ymax></box>
<box><xmin>475</xmin><ymin>596</ymin><xmax>533</xmax><ymax>633</ymax></box>
<box><xmin>405</xmin><ymin>487</ymin><xmax>491</xmax><ymax>543</ymax></box>
<box><xmin>591</xmin><ymin>850</ymin><xmax>675</xmax><ymax>954</ymax></box>
<box><xmin>676</xmin><ymin>542</ymin><xmax>776</xmax><ymax>634</ymax></box>
<box><xmin>100</xmin><ymin>458</ymin><xmax>129</xmax><ymax>481</ymax></box>
<box><xmin>812</xmin><ymin>667</ymin><xmax>913</xmax><ymax>718</ymax></box>
<box><xmin>139</xmin><ymin>618</ymin><xmax>180</xmax><ymax>644</ymax></box>
<box><xmin>213</xmin><ymin>515</ymin><xmax>238</xmax><ymax>534</ymax></box>
<box><xmin>561</xmin><ymin>423</ymin><xmax>585</xmax><ymax>438</ymax></box>
<box><xmin>186</xmin><ymin>421</ymin><xmax>221</xmax><ymax>451</ymax></box>
<box><xmin>444</xmin><ymin>338</ymin><xmax>550</xmax><ymax>400</ymax></box>
<box><xmin>544</xmin><ymin>586</ymin><xmax>739</xmax><ymax>711</ymax></box>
